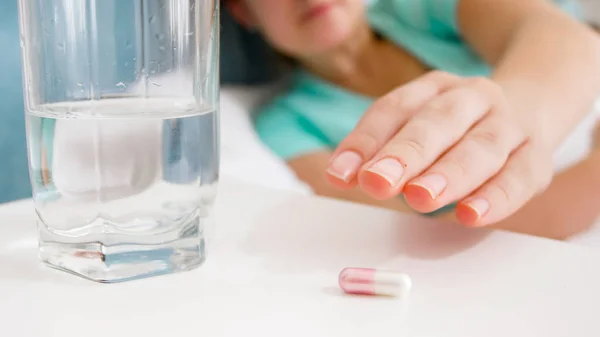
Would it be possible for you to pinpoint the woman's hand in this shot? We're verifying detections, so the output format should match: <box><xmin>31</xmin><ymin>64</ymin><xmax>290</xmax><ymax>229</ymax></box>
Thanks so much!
<box><xmin>325</xmin><ymin>71</ymin><xmax>555</xmax><ymax>227</ymax></box>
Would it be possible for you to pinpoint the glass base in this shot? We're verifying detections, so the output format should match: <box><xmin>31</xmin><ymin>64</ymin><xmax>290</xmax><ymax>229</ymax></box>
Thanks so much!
<box><xmin>38</xmin><ymin>215</ymin><xmax>206</xmax><ymax>283</ymax></box>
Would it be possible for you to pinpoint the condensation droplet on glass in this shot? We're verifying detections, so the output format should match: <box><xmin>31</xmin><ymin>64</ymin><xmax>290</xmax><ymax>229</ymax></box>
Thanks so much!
<box><xmin>133</xmin><ymin>57</ymin><xmax>137</xmax><ymax>61</ymax></box>
<box><xmin>155</xmin><ymin>33</ymin><xmax>165</xmax><ymax>41</ymax></box>
<box><xmin>149</xmin><ymin>15</ymin><xmax>156</xmax><ymax>24</ymax></box>
<box><xmin>124</xmin><ymin>61</ymin><xmax>129</xmax><ymax>67</ymax></box>
<box><xmin>150</xmin><ymin>81</ymin><xmax>162</xmax><ymax>87</ymax></box>
<box><xmin>185</xmin><ymin>32</ymin><xmax>194</xmax><ymax>37</ymax></box>
<box><xmin>77</xmin><ymin>82</ymin><xmax>84</xmax><ymax>87</ymax></box>
<box><xmin>167</xmin><ymin>69</ymin><xmax>172</xmax><ymax>73</ymax></box>
<box><xmin>116</xmin><ymin>82</ymin><xmax>127</xmax><ymax>89</ymax></box>
<box><xmin>190</xmin><ymin>2</ymin><xmax>195</xmax><ymax>10</ymax></box>
<box><xmin>57</xmin><ymin>43</ymin><xmax>65</xmax><ymax>51</ymax></box>
<box><xmin>159</xmin><ymin>46</ymin><xmax>165</xmax><ymax>51</ymax></box>
<box><xmin>125</xmin><ymin>40</ymin><xmax>132</xmax><ymax>49</ymax></box>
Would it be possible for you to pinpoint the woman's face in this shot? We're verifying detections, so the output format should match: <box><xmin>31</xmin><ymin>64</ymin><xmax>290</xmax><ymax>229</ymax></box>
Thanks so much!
<box><xmin>228</xmin><ymin>0</ymin><xmax>366</xmax><ymax>58</ymax></box>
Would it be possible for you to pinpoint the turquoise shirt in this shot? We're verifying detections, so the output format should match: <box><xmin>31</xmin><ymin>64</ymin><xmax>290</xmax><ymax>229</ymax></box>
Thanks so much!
<box><xmin>254</xmin><ymin>0</ymin><xmax>580</xmax><ymax>215</ymax></box>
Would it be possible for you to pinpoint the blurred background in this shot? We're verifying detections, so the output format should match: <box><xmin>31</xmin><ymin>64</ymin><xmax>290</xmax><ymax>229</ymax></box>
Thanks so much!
<box><xmin>0</xmin><ymin>0</ymin><xmax>599</xmax><ymax>204</ymax></box>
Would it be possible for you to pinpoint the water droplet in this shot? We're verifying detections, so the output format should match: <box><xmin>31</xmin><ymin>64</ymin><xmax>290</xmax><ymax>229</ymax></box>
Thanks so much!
<box><xmin>77</xmin><ymin>82</ymin><xmax>84</xmax><ymax>87</ymax></box>
<box><xmin>133</xmin><ymin>57</ymin><xmax>137</xmax><ymax>61</ymax></box>
<box><xmin>19</xmin><ymin>34</ymin><xmax>26</xmax><ymax>48</ymax></box>
<box><xmin>159</xmin><ymin>46</ymin><xmax>165</xmax><ymax>51</ymax></box>
<box><xmin>185</xmin><ymin>32</ymin><xmax>194</xmax><ymax>37</ymax></box>
<box><xmin>149</xmin><ymin>15</ymin><xmax>156</xmax><ymax>23</ymax></box>
<box><xmin>155</xmin><ymin>33</ymin><xmax>165</xmax><ymax>41</ymax></box>
<box><xmin>149</xmin><ymin>60</ymin><xmax>156</xmax><ymax>65</ymax></box>
<box><xmin>57</xmin><ymin>43</ymin><xmax>65</xmax><ymax>51</ymax></box>
<box><xmin>125</xmin><ymin>40</ymin><xmax>132</xmax><ymax>49</ymax></box>
<box><xmin>150</xmin><ymin>80</ymin><xmax>162</xmax><ymax>87</ymax></box>
<box><xmin>166</xmin><ymin>69</ymin><xmax>172</xmax><ymax>73</ymax></box>
<box><xmin>116</xmin><ymin>82</ymin><xmax>127</xmax><ymax>89</ymax></box>
<box><xmin>124</xmin><ymin>62</ymin><xmax>130</xmax><ymax>67</ymax></box>
<box><xmin>190</xmin><ymin>3</ymin><xmax>195</xmax><ymax>10</ymax></box>
<box><xmin>43</xmin><ymin>29</ymin><xmax>50</xmax><ymax>36</ymax></box>
<box><xmin>50</xmin><ymin>18</ymin><xmax>56</xmax><ymax>25</ymax></box>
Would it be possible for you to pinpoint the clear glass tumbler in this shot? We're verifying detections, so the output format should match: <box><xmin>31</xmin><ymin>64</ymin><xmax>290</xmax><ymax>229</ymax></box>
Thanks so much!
<box><xmin>18</xmin><ymin>0</ymin><xmax>220</xmax><ymax>283</ymax></box>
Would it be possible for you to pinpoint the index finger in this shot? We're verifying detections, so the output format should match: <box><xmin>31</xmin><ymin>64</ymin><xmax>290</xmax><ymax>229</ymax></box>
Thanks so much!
<box><xmin>326</xmin><ymin>71</ymin><xmax>461</xmax><ymax>187</ymax></box>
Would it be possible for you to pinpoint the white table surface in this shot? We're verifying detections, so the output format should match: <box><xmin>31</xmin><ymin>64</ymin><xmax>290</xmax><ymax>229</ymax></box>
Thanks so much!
<box><xmin>2</xmin><ymin>177</ymin><xmax>600</xmax><ymax>337</ymax></box>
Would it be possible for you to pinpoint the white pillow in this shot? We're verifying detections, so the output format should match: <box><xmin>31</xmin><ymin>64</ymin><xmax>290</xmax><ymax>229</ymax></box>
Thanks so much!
<box><xmin>219</xmin><ymin>85</ymin><xmax>312</xmax><ymax>194</ymax></box>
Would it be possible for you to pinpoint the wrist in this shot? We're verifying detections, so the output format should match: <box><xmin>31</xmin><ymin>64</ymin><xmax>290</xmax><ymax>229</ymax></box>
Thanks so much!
<box><xmin>495</xmin><ymin>78</ymin><xmax>571</xmax><ymax>148</ymax></box>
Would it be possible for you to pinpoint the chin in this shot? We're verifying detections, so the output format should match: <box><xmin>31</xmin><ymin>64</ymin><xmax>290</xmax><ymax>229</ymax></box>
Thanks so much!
<box><xmin>302</xmin><ymin>25</ymin><xmax>354</xmax><ymax>55</ymax></box>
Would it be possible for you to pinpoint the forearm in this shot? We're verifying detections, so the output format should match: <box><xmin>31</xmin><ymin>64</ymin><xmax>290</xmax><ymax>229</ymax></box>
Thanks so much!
<box><xmin>491</xmin><ymin>9</ymin><xmax>600</xmax><ymax>146</ymax></box>
<box><xmin>492</xmin><ymin>151</ymin><xmax>600</xmax><ymax>239</ymax></box>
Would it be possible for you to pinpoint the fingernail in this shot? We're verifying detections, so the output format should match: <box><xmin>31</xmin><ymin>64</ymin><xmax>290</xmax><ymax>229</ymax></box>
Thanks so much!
<box><xmin>327</xmin><ymin>151</ymin><xmax>363</xmax><ymax>183</ymax></box>
<box><xmin>367</xmin><ymin>158</ymin><xmax>405</xmax><ymax>187</ymax></box>
<box><xmin>462</xmin><ymin>197</ymin><xmax>490</xmax><ymax>221</ymax></box>
<box><xmin>408</xmin><ymin>173</ymin><xmax>448</xmax><ymax>200</ymax></box>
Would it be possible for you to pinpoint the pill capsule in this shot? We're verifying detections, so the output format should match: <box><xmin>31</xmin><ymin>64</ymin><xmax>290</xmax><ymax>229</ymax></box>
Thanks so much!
<box><xmin>338</xmin><ymin>267</ymin><xmax>412</xmax><ymax>297</ymax></box>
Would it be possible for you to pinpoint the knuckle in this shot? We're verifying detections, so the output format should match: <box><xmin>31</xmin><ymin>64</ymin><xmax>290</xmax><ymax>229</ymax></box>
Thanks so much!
<box><xmin>370</xmin><ymin>96</ymin><xmax>397</xmax><ymax>114</ymax></box>
<box><xmin>372</xmin><ymin>93</ymin><xmax>411</xmax><ymax>115</ymax></box>
<box><xmin>492</xmin><ymin>160</ymin><xmax>535</xmax><ymax>204</ymax></box>
<box><xmin>439</xmin><ymin>156</ymin><xmax>470</xmax><ymax>178</ymax></box>
<box><xmin>383</xmin><ymin>137</ymin><xmax>428</xmax><ymax>165</ymax></box>
<box><xmin>401</xmin><ymin>138</ymin><xmax>427</xmax><ymax>160</ymax></box>
<box><xmin>468</xmin><ymin>76</ymin><xmax>503</xmax><ymax>100</ymax></box>
<box><xmin>466</xmin><ymin>129</ymin><xmax>509</xmax><ymax>160</ymax></box>
<box><xmin>467</xmin><ymin>76</ymin><xmax>490</xmax><ymax>88</ymax></box>
<box><xmin>423</xmin><ymin>70</ymin><xmax>460</xmax><ymax>87</ymax></box>
<box><xmin>490</xmin><ymin>175</ymin><xmax>516</xmax><ymax>204</ymax></box>
<box><xmin>470</xmin><ymin>128</ymin><xmax>502</xmax><ymax>147</ymax></box>
<box><xmin>428</xmin><ymin>70</ymin><xmax>454</xmax><ymax>81</ymax></box>
<box><xmin>423</xmin><ymin>99</ymin><xmax>452</xmax><ymax>118</ymax></box>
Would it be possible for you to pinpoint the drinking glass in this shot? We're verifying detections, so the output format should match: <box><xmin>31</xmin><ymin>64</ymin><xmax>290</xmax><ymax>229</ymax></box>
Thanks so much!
<box><xmin>18</xmin><ymin>0</ymin><xmax>220</xmax><ymax>283</ymax></box>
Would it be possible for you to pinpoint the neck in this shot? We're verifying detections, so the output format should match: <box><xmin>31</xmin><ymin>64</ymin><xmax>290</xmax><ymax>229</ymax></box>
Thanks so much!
<box><xmin>299</xmin><ymin>25</ymin><xmax>378</xmax><ymax>84</ymax></box>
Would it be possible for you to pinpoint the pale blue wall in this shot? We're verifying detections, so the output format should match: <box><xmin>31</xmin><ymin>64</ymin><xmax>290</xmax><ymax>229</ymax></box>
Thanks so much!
<box><xmin>0</xmin><ymin>1</ymin><xmax>32</xmax><ymax>203</ymax></box>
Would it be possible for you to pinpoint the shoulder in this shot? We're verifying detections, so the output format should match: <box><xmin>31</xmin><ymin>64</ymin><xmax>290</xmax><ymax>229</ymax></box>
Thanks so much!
<box><xmin>368</xmin><ymin>0</ymin><xmax>583</xmax><ymax>37</ymax></box>
<box><xmin>368</xmin><ymin>0</ymin><xmax>461</xmax><ymax>37</ymax></box>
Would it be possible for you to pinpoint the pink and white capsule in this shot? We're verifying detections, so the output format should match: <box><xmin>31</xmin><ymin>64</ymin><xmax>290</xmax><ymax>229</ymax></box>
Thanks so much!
<box><xmin>338</xmin><ymin>267</ymin><xmax>412</xmax><ymax>297</ymax></box>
